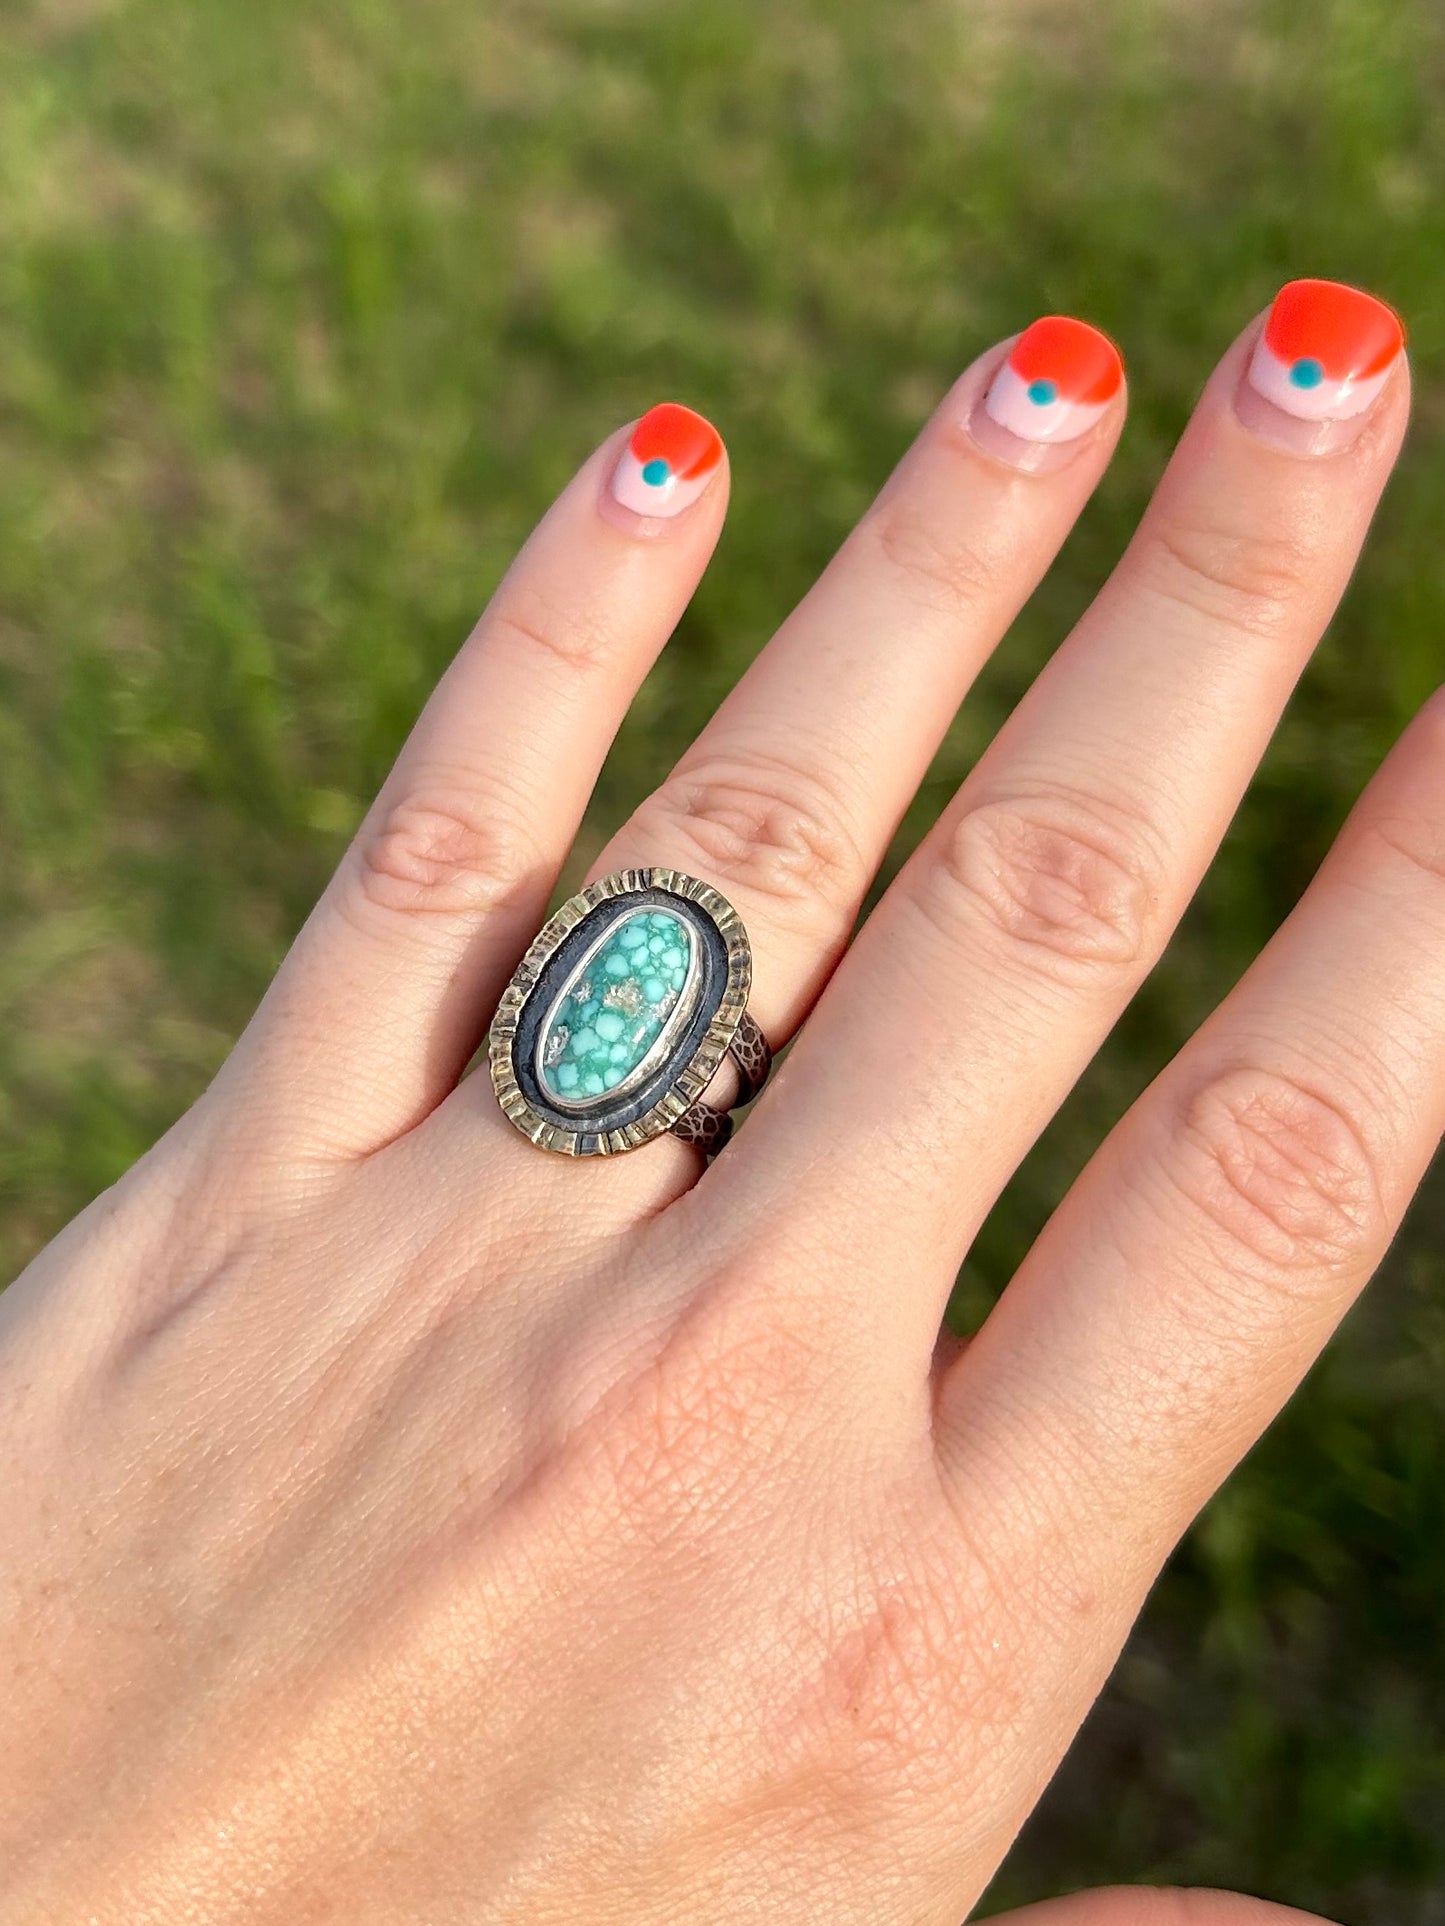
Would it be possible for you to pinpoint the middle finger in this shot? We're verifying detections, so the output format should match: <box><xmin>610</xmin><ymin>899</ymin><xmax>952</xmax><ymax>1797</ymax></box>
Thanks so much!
<box><xmin>594</xmin><ymin>316</ymin><xmax>1126</xmax><ymax>1055</ymax></box>
<box><xmin>732</xmin><ymin>280</ymin><xmax>1409</xmax><ymax>1366</ymax></box>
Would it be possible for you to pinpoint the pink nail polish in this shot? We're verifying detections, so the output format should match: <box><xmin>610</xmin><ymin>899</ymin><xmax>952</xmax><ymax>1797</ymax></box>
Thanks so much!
<box><xmin>1246</xmin><ymin>279</ymin><xmax>1404</xmax><ymax>422</ymax></box>
<box><xmin>1236</xmin><ymin>279</ymin><xmax>1405</xmax><ymax>453</ymax></box>
<box><xmin>610</xmin><ymin>403</ymin><xmax>723</xmax><ymax>517</ymax></box>
<box><xmin>981</xmin><ymin>316</ymin><xmax>1124</xmax><ymax>445</ymax></box>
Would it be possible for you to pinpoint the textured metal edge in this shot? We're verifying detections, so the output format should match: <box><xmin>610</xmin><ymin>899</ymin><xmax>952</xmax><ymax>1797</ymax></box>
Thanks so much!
<box><xmin>488</xmin><ymin>868</ymin><xmax>752</xmax><ymax>1156</ymax></box>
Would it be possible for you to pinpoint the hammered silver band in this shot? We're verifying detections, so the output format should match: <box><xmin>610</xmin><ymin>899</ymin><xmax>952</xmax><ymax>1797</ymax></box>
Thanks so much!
<box><xmin>667</xmin><ymin>1012</ymin><xmax>773</xmax><ymax>1155</ymax></box>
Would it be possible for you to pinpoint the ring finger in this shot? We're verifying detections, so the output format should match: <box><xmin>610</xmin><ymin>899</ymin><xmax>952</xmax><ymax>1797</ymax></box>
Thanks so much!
<box><xmin>422</xmin><ymin>316</ymin><xmax>1128</xmax><ymax>1200</ymax></box>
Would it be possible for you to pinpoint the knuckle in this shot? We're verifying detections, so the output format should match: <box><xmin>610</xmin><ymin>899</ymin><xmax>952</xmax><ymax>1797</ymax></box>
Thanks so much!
<box><xmin>632</xmin><ymin>749</ymin><xmax>862</xmax><ymax>917</ymax></box>
<box><xmin>1133</xmin><ymin>509</ymin><xmax>1312</xmax><ymax>639</ymax></box>
<box><xmin>868</xmin><ymin>503</ymin><xmax>998</xmax><ymax>614</ymax></box>
<box><xmin>596</xmin><ymin>1292</ymin><xmax>829</xmax><ymax>1532</ymax></box>
<box><xmin>355</xmin><ymin>785</ymin><xmax>541</xmax><ymax>919</ymax></box>
<box><xmin>487</xmin><ymin>585</ymin><xmax>612</xmax><ymax>676</ymax></box>
<box><xmin>769</xmin><ymin>1511</ymin><xmax>1037</xmax><ymax>1816</ymax></box>
<box><xmin>1363</xmin><ymin>810</ymin><xmax>1445</xmax><ymax>891</ymax></box>
<box><xmin>920</xmin><ymin>790</ymin><xmax>1163</xmax><ymax>981</ymax></box>
<box><xmin>791</xmin><ymin>1578</ymin><xmax>981</xmax><ymax>1781</ymax></box>
<box><xmin>1168</xmin><ymin>1062</ymin><xmax>1387</xmax><ymax>1283</ymax></box>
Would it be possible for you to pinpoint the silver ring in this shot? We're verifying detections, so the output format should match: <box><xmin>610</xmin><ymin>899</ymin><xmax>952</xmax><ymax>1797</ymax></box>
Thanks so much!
<box><xmin>488</xmin><ymin>868</ymin><xmax>773</xmax><ymax>1158</ymax></box>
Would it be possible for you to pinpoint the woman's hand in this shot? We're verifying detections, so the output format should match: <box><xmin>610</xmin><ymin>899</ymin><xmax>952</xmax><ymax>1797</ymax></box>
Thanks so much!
<box><xmin>1</xmin><ymin>285</ymin><xmax>1430</xmax><ymax>1926</ymax></box>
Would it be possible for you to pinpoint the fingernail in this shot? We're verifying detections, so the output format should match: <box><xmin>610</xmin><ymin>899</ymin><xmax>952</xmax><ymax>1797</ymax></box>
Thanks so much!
<box><xmin>1239</xmin><ymin>278</ymin><xmax>1404</xmax><ymax>454</ymax></box>
<box><xmin>610</xmin><ymin>403</ymin><xmax>724</xmax><ymax>517</ymax></box>
<box><xmin>972</xmin><ymin>316</ymin><xmax>1123</xmax><ymax>469</ymax></box>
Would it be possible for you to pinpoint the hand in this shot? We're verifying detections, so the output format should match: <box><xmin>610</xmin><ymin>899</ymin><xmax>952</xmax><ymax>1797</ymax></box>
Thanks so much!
<box><xmin>2</xmin><ymin>286</ymin><xmax>1430</xmax><ymax>1925</ymax></box>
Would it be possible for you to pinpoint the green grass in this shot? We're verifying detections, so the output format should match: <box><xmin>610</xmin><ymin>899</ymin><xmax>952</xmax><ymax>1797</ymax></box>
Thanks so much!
<box><xmin>3</xmin><ymin>0</ymin><xmax>1445</xmax><ymax>1912</ymax></box>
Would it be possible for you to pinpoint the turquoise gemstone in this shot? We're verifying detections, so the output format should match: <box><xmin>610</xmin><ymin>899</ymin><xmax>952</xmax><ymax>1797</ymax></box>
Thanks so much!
<box><xmin>539</xmin><ymin>907</ymin><xmax>696</xmax><ymax>1106</ymax></box>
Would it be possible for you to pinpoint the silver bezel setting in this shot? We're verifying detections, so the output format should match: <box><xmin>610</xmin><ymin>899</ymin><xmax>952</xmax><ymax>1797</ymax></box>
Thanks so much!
<box><xmin>532</xmin><ymin>908</ymin><xmax>701</xmax><ymax>1113</ymax></box>
<box><xmin>489</xmin><ymin>868</ymin><xmax>752</xmax><ymax>1156</ymax></box>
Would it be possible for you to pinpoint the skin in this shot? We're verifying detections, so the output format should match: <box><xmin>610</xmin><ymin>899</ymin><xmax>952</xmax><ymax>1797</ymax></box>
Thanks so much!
<box><xmin>0</xmin><ymin>306</ymin><xmax>1437</xmax><ymax>1926</ymax></box>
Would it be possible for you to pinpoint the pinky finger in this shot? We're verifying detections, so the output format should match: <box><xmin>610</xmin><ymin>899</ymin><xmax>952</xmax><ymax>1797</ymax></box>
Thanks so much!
<box><xmin>938</xmin><ymin>688</ymin><xmax>1445</xmax><ymax>1614</ymax></box>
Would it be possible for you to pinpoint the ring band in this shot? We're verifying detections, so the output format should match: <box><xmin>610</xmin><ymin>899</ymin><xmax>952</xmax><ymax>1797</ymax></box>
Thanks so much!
<box><xmin>488</xmin><ymin>868</ymin><xmax>773</xmax><ymax>1158</ymax></box>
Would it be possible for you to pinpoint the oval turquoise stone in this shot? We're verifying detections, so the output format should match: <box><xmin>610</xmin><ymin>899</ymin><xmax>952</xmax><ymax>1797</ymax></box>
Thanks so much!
<box><xmin>538</xmin><ymin>908</ymin><xmax>696</xmax><ymax>1107</ymax></box>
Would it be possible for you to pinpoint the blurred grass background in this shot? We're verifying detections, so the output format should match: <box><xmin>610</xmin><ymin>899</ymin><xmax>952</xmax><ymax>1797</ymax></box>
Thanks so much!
<box><xmin>2</xmin><ymin>0</ymin><xmax>1444</xmax><ymax>1911</ymax></box>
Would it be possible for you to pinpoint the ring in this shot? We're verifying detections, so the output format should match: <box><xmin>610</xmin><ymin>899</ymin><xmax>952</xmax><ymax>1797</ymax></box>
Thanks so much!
<box><xmin>488</xmin><ymin>868</ymin><xmax>773</xmax><ymax>1158</ymax></box>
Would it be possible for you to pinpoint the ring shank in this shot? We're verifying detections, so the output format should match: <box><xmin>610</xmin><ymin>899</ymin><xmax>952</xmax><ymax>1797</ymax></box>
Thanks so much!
<box><xmin>670</xmin><ymin>1012</ymin><xmax>773</xmax><ymax>1155</ymax></box>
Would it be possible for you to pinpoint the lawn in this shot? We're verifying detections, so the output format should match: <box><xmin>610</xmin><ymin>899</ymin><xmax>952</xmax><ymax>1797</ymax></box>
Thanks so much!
<box><xmin>2</xmin><ymin>0</ymin><xmax>1444</xmax><ymax>1912</ymax></box>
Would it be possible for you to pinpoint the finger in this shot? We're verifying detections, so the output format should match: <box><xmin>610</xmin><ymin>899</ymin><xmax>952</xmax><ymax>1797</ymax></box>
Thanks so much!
<box><xmin>991</xmin><ymin>1891</ymin><xmax>1335</xmax><ymax>1926</ymax></box>
<box><xmin>598</xmin><ymin>318</ymin><xmax>1125</xmax><ymax>1045</ymax></box>
<box><xmin>417</xmin><ymin>318</ymin><xmax>1126</xmax><ymax>1199</ymax></box>
<box><xmin>936</xmin><ymin>689</ymin><xmax>1445</xmax><ymax>1657</ymax></box>
<box><xmin>219</xmin><ymin>405</ymin><xmax>729</xmax><ymax>1159</ymax></box>
<box><xmin>733</xmin><ymin>281</ymin><xmax>1408</xmax><ymax>1358</ymax></box>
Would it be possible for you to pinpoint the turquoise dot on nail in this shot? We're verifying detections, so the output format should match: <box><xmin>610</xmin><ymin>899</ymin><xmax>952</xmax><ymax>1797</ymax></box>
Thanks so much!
<box><xmin>641</xmin><ymin>457</ymin><xmax>670</xmax><ymax>485</ymax></box>
<box><xmin>1289</xmin><ymin>357</ymin><xmax>1325</xmax><ymax>389</ymax></box>
<box><xmin>1026</xmin><ymin>378</ymin><xmax>1059</xmax><ymax>406</ymax></box>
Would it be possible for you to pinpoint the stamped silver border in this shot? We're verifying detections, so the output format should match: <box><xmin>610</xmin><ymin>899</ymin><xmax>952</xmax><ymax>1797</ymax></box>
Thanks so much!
<box><xmin>488</xmin><ymin>868</ymin><xmax>752</xmax><ymax>1156</ymax></box>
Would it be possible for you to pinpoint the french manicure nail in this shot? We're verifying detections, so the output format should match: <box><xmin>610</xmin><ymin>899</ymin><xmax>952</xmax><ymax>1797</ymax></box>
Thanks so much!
<box><xmin>610</xmin><ymin>403</ymin><xmax>723</xmax><ymax>517</ymax></box>
<box><xmin>1238</xmin><ymin>279</ymin><xmax>1404</xmax><ymax>452</ymax></box>
<box><xmin>980</xmin><ymin>315</ymin><xmax>1124</xmax><ymax>447</ymax></box>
